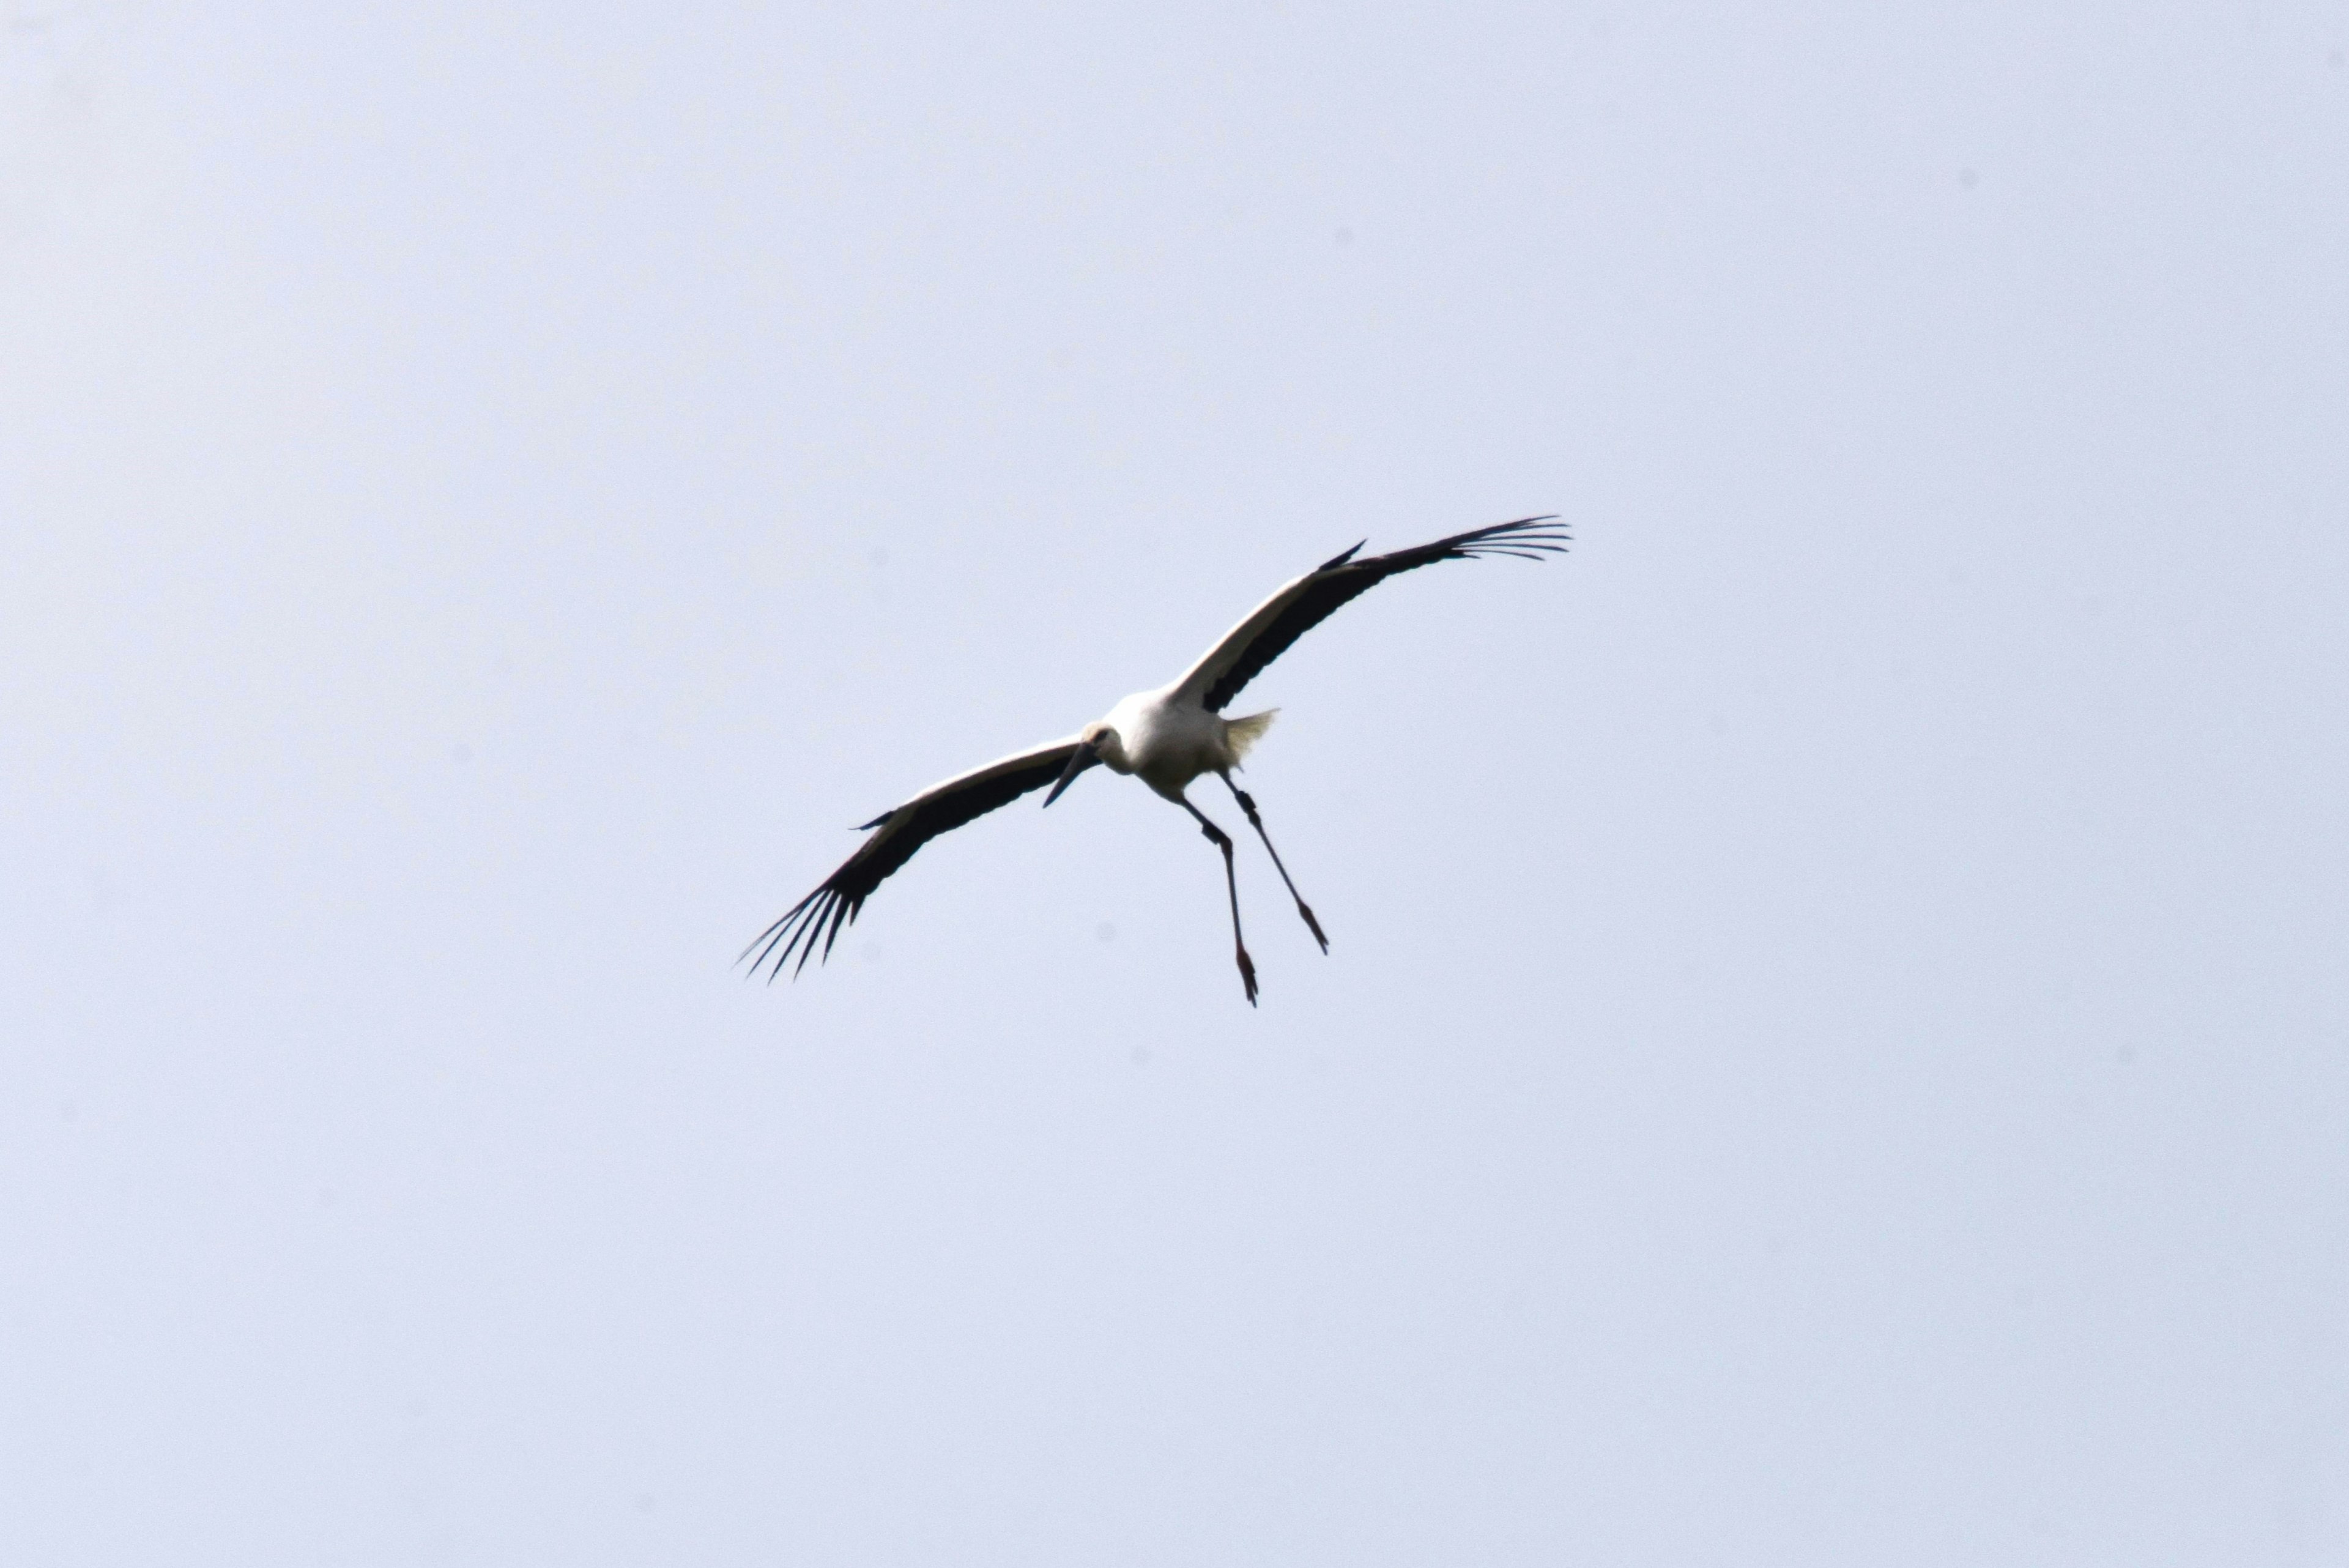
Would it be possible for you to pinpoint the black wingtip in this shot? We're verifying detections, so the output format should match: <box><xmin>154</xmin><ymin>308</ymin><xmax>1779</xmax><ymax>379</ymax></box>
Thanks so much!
<box><xmin>739</xmin><ymin>888</ymin><xmax>828</xmax><ymax>983</ymax></box>
<box><xmin>1449</xmin><ymin>515</ymin><xmax>1570</xmax><ymax>561</ymax></box>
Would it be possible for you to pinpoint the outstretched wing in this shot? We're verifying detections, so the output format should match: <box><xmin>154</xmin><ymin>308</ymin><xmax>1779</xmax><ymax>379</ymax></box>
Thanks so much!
<box><xmin>741</xmin><ymin>737</ymin><xmax>1082</xmax><ymax>981</ymax></box>
<box><xmin>1171</xmin><ymin>515</ymin><xmax>1569</xmax><ymax>713</ymax></box>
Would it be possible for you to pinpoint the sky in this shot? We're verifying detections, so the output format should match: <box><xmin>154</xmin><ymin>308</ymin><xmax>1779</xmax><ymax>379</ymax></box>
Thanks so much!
<box><xmin>5</xmin><ymin>2</ymin><xmax>2347</xmax><ymax>1562</ymax></box>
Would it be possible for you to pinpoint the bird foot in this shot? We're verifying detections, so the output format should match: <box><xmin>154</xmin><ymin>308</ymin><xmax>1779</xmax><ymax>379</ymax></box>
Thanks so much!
<box><xmin>1237</xmin><ymin>946</ymin><xmax>1258</xmax><ymax>1006</ymax></box>
<box><xmin>1299</xmin><ymin>904</ymin><xmax>1329</xmax><ymax>954</ymax></box>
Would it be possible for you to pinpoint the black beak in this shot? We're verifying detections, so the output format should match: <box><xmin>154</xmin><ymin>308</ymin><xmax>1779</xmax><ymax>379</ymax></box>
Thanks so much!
<box><xmin>1043</xmin><ymin>740</ymin><xmax>1100</xmax><ymax>807</ymax></box>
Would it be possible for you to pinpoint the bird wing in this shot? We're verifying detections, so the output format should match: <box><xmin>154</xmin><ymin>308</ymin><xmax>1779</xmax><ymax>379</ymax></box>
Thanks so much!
<box><xmin>741</xmin><ymin>736</ymin><xmax>1084</xmax><ymax>981</ymax></box>
<box><xmin>1170</xmin><ymin>515</ymin><xmax>1569</xmax><ymax>713</ymax></box>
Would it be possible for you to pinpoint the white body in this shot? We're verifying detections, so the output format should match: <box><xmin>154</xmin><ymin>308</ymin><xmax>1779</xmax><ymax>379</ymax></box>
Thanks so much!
<box><xmin>1089</xmin><ymin>686</ymin><xmax>1273</xmax><ymax>802</ymax></box>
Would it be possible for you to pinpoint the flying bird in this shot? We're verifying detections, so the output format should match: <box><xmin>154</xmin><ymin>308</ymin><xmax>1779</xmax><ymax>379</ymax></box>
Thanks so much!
<box><xmin>743</xmin><ymin>515</ymin><xmax>1568</xmax><ymax>1003</ymax></box>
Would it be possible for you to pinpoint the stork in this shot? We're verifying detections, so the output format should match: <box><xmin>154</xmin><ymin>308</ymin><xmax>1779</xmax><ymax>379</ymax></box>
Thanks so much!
<box><xmin>743</xmin><ymin>515</ymin><xmax>1568</xmax><ymax>1003</ymax></box>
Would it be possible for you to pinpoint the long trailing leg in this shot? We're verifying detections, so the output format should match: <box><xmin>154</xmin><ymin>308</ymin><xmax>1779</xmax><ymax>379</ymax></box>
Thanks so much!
<box><xmin>1181</xmin><ymin>796</ymin><xmax>1258</xmax><ymax>1006</ymax></box>
<box><xmin>1219</xmin><ymin>771</ymin><xmax>1328</xmax><ymax>953</ymax></box>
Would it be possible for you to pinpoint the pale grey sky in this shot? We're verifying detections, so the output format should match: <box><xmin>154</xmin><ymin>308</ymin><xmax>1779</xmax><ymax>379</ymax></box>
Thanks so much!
<box><xmin>6</xmin><ymin>2</ymin><xmax>2347</xmax><ymax>1563</ymax></box>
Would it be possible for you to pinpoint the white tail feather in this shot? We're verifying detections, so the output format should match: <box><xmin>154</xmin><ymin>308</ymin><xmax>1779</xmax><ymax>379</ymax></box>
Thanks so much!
<box><xmin>1223</xmin><ymin>708</ymin><xmax>1277</xmax><ymax>763</ymax></box>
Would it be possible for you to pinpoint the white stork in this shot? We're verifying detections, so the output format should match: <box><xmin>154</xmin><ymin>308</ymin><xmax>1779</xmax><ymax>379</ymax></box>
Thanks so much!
<box><xmin>744</xmin><ymin>515</ymin><xmax>1568</xmax><ymax>1004</ymax></box>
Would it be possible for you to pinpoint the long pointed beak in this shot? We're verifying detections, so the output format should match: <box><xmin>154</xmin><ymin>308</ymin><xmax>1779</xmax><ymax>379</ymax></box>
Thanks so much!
<box><xmin>1043</xmin><ymin>740</ymin><xmax>1100</xmax><ymax>807</ymax></box>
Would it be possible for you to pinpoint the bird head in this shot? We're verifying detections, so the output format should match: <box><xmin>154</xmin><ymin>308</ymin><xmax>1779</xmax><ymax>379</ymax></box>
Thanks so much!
<box><xmin>1044</xmin><ymin>724</ymin><xmax>1119</xmax><ymax>806</ymax></box>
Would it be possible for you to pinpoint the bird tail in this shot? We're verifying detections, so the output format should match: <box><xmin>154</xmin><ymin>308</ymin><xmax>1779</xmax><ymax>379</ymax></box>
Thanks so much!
<box><xmin>1224</xmin><ymin>708</ymin><xmax>1277</xmax><ymax>762</ymax></box>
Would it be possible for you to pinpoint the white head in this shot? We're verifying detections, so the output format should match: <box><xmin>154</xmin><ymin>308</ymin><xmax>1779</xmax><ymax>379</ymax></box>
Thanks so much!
<box><xmin>1044</xmin><ymin>721</ymin><xmax>1124</xmax><ymax>807</ymax></box>
<box><xmin>1079</xmin><ymin>720</ymin><xmax>1130</xmax><ymax>770</ymax></box>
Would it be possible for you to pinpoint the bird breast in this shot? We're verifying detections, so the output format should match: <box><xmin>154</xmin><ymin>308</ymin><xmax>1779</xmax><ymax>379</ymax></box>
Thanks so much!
<box><xmin>1107</xmin><ymin>689</ymin><xmax>1229</xmax><ymax>800</ymax></box>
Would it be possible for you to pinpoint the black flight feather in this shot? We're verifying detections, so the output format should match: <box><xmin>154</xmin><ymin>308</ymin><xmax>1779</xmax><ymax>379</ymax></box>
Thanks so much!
<box><xmin>1200</xmin><ymin>515</ymin><xmax>1568</xmax><ymax>713</ymax></box>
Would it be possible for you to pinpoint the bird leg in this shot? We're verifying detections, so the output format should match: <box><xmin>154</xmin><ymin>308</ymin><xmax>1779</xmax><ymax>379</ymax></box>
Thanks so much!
<box><xmin>1220</xmin><ymin>773</ymin><xmax>1328</xmax><ymax>953</ymax></box>
<box><xmin>1182</xmin><ymin>798</ymin><xmax>1258</xmax><ymax>1006</ymax></box>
